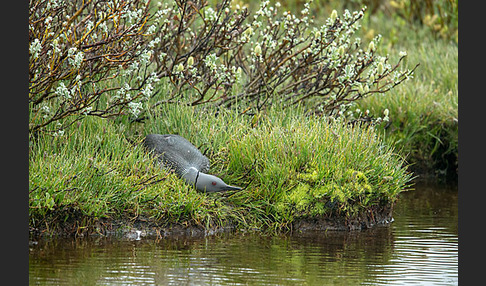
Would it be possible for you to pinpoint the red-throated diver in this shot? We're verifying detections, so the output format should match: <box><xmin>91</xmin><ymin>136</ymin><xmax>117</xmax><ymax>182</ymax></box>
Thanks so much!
<box><xmin>143</xmin><ymin>134</ymin><xmax>242</xmax><ymax>192</ymax></box>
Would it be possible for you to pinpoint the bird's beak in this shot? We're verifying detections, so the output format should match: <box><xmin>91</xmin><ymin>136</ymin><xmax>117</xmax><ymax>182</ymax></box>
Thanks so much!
<box><xmin>222</xmin><ymin>184</ymin><xmax>242</xmax><ymax>191</ymax></box>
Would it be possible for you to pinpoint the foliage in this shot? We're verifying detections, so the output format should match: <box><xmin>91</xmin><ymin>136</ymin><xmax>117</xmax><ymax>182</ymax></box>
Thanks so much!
<box><xmin>29</xmin><ymin>0</ymin><xmax>417</xmax><ymax>134</ymax></box>
<box><xmin>29</xmin><ymin>0</ymin><xmax>454</xmax><ymax>234</ymax></box>
<box><xmin>29</xmin><ymin>0</ymin><xmax>159</xmax><ymax>134</ymax></box>
<box><xmin>357</xmin><ymin>14</ymin><xmax>458</xmax><ymax>180</ymax></box>
<box><xmin>305</xmin><ymin>0</ymin><xmax>458</xmax><ymax>42</ymax></box>
<box><xmin>150</xmin><ymin>0</ymin><xmax>418</xmax><ymax>115</ymax></box>
<box><xmin>385</xmin><ymin>0</ymin><xmax>458</xmax><ymax>42</ymax></box>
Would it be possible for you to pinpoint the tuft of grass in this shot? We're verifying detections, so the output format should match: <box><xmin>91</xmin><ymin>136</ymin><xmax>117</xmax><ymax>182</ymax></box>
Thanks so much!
<box><xmin>223</xmin><ymin>109</ymin><xmax>410</xmax><ymax>229</ymax></box>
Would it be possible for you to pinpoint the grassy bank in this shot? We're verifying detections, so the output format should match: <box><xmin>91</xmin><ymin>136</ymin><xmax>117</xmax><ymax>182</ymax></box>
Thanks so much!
<box><xmin>357</xmin><ymin>11</ymin><xmax>458</xmax><ymax>180</ymax></box>
<box><xmin>29</xmin><ymin>104</ymin><xmax>411</xmax><ymax>235</ymax></box>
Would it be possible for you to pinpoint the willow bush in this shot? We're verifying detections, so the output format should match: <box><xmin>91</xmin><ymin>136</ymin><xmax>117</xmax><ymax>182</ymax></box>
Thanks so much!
<box><xmin>152</xmin><ymin>0</ymin><xmax>418</xmax><ymax>116</ymax></box>
<box><xmin>29</xmin><ymin>0</ymin><xmax>159</xmax><ymax>134</ymax></box>
<box><xmin>29</xmin><ymin>0</ymin><xmax>417</xmax><ymax>134</ymax></box>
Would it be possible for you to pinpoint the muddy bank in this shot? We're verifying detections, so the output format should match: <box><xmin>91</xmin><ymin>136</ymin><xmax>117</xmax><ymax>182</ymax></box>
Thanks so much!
<box><xmin>292</xmin><ymin>204</ymin><xmax>394</xmax><ymax>232</ymax></box>
<box><xmin>29</xmin><ymin>210</ymin><xmax>231</xmax><ymax>239</ymax></box>
<box><xmin>29</xmin><ymin>203</ymin><xmax>395</xmax><ymax>239</ymax></box>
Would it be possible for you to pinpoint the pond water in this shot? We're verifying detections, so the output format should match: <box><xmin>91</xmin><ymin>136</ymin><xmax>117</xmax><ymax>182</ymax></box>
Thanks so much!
<box><xmin>29</xmin><ymin>180</ymin><xmax>458</xmax><ymax>285</ymax></box>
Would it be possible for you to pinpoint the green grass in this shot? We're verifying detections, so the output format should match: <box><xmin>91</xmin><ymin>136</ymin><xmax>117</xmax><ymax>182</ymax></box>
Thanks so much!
<box><xmin>30</xmin><ymin>102</ymin><xmax>412</xmax><ymax>234</ymax></box>
<box><xmin>356</xmin><ymin>11</ymin><xmax>458</xmax><ymax>179</ymax></box>
<box><xmin>29</xmin><ymin>115</ymin><xmax>231</xmax><ymax>233</ymax></box>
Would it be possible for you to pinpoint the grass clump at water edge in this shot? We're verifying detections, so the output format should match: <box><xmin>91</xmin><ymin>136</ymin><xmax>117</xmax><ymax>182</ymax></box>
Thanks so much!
<box><xmin>29</xmin><ymin>104</ymin><xmax>413</xmax><ymax>235</ymax></box>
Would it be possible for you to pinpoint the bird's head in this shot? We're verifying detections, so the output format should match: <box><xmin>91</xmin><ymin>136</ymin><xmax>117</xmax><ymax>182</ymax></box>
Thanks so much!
<box><xmin>183</xmin><ymin>167</ymin><xmax>242</xmax><ymax>192</ymax></box>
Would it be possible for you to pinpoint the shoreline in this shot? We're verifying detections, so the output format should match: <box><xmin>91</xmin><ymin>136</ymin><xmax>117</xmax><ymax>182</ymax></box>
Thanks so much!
<box><xmin>29</xmin><ymin>202</ymin><xmax>395</xmax><ymax>238</ymax></box>
<box><xmin>29</xmin><ymin>164</ymin><xmax>458</xmax><ymax>239</ymax></box>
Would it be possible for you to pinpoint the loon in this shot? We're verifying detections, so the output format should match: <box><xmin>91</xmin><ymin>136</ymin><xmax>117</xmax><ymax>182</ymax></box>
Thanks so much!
<box><xmin>143</xmin><ymin>134</ymin><xmax>242</xmax><ymax>192</ymax></box>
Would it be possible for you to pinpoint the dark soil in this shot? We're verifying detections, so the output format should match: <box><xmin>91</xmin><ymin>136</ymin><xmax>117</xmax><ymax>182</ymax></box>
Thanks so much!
<box><xmin>292</xmin><ymin>203</ymin><xmax>394</xmax><ymax>232</ymax></box>
<box><xmin>29</xmin><ymin>203</ymin><xmax>395</xmax><ymax>238</ymax></box>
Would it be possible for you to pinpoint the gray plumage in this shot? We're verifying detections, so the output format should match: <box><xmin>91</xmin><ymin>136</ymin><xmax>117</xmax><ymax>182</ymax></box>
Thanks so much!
<box><xmin>143</xmin><ymin>134</ymin><xmax>242</xmax><ymax>192</ymax></box>
<box><xmin>144</xmin><ymin>134</ymin><xmax>210</xmax><ymax>175</ymax></box>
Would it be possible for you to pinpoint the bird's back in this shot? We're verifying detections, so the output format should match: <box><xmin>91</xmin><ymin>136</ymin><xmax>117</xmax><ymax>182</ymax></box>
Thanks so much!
<box><xmin>143</xmin><ymin>134</ymin><xmax>210</xmax><ymax>176</ymax></box>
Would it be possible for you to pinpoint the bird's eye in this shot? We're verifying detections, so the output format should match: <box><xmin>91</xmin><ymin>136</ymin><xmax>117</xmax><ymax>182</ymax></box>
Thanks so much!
<box><xmin>212</xmin><ymin>182</ymin><xmax>217</xmax><ymax>186</ymax></box>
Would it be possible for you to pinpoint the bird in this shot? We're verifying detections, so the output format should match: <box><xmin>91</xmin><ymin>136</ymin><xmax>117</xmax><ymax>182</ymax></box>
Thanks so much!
<box><xmin>143</xmin><ymin>134</ymin><xmax>242</xmax><ymax>192</ymax></box>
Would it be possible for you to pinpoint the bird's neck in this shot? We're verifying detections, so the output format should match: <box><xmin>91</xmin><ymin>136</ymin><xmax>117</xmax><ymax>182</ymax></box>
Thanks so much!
<box><xmin>182</xmin><ymin>167</ymin><xmax>200</xmax><ymax>187</ymax></box>
<box><xmin>182</xmin><ymin>167</ymin><xmax>209</xmax><ymax>189</ymax></box>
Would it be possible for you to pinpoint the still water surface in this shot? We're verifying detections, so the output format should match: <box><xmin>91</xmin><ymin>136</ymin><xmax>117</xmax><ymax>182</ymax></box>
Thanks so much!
<box><xmin>29</xmin><ymin>180</ymin><xmax>458</xmax><ymax>285</ymax></box>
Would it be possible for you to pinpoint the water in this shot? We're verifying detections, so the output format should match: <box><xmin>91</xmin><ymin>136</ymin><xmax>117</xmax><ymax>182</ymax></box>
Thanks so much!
<box><xmin>29</xmin><ymin>180</ymin><xmax>458</xmax><ymax>285</ymax></box>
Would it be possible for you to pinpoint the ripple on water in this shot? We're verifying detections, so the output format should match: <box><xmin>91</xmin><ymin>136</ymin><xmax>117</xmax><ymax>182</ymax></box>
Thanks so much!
<box><xmin>29</xmin><ymin>181</ymin><xmax>458</xmax><ymax>285</ymax></box>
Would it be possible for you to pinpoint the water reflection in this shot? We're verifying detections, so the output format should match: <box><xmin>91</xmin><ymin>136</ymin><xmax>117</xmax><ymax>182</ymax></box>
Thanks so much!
<box><xmin>29</xmin><ymin>180</ymin><xmax>458</xmax><ymax>285</ymax></box>
<box><xmin>368</xmin><ymin>180</ymin><xmax>458</xmax><ymax>285</ymax></box>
